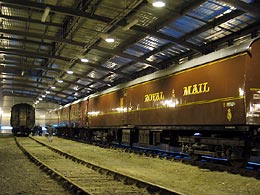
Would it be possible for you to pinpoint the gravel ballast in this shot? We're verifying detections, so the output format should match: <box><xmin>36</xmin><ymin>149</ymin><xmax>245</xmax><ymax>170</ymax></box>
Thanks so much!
<box><xmin>0</xmin><ymin>136</ymin><xmax>70</xmax><ymax>195</ymax></box>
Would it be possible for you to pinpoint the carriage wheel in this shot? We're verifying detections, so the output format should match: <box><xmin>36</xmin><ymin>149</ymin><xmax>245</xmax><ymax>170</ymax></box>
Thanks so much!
<box><xmin>226</xmin><ymin>146</ymin><xmax>249</xmax><ymax>168</ymax></box>
<box><xmin>229</xmin><ymin>159</ymin><xmax>248</xmax><ymax>168</ymax></box>
<box><xmin>190</xmin><ymin>153</ymin><xmax>201</xmax><ymax>161</ymax></box>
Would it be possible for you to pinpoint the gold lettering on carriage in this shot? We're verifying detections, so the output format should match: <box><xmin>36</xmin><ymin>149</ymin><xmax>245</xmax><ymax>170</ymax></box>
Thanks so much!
<box><xmin>183</xmin><ymin>82</ymin><xmax>210</xmax><ymax>96</ymax></box>
<box><xmin>144</xmin><ymin>91</ymin><xmax>164</xmax><ymax>102</ymax></box>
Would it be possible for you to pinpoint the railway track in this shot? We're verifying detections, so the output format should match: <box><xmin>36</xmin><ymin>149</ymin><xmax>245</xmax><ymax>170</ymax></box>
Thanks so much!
<box><xmin>58</xmin><ymin>136</ymin><xmax>260</xmax><ymax>179</ymax></box>
<box><xmin>15</xmin><ymin>137</ymin><xmax>181</xmax><ymax>195</ymax></box>
<box><xmin>111</xmin><ymin>143</ymin><xmax>260</xmax><ymax>179</ymax></box>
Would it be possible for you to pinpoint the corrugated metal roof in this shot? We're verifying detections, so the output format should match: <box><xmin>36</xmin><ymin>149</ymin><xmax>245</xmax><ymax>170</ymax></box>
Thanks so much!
<box><xmin>0</xmin><ymin>0</ymin><xmax>259</xmax><ymax>105</ymax></box>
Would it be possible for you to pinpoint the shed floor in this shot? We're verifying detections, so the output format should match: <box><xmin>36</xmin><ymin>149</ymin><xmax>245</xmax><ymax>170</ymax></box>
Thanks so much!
<box><xmin>0</xmin><ymin>136</ymin><xmax>70</xmax><ymax>195</ymax></box>
<box><xmin>32</xmin><ymin>136</ymin><xmax>260</xmax><ymax>195</ymax></box>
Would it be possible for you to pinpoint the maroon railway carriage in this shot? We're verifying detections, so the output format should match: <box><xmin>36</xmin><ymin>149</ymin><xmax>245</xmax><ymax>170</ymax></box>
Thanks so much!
<box><xmin>56</xmin><ymin>37</ymin><xmax>260</xmax><ymax>166</ymax></box>
<box><xmin>11</xmin><ymin>103</ymin><xmax>35</xmax><ymax>136</ymax></box>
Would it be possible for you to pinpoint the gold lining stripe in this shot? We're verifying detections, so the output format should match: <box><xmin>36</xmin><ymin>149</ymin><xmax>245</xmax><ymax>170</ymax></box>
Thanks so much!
<box><xmin>90</xmin><ymin>96</ymin><xmax>244</xmax><ymax>116</ymax></box>
<box><xmin>174</xmin><ymin>53</ymin><xmax>246</xmax><ymax>76</ymax></box>
<box><xmin>178</xmin><ymin>96</ymin><xmax>243</xmax><ymax>107</ymax></box>
<box><xmin>250</xmin><ymin>88</ymin><xmax>260</xmax><ymax>91</ymax></box>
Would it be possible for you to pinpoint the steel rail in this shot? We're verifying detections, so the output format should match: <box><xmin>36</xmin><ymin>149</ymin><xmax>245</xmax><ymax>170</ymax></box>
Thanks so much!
<box><xmin>15</xmin><ymin>136</ymin><xmax>182</xmax><ymax>195</ymax></box>
<box><xmin>15</xmin><ymin>137</ymin><xmax>87</xmax><ymax>194</ymax></box>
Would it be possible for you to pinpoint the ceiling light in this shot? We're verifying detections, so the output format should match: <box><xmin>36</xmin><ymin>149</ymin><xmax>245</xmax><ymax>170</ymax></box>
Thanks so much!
<box><xmin>66</xmin><ymin>70</ymin><xmax>73</xmax><ymax>74</ymax></box>
<box><xmin>105</xmin><ymin>37</ymin><xmax>115</xmax><ymax>43</ymax></box>
<box><xmin>46</xmin><ymin>91</ymin><xmax>50</xmax><ymax>94</ymax></box>
<box><xmin>81</xmin><ymin>58</ymin><xmax>89</xmax><ymax>63</ymax></box>
<box><xmin>42</xmin><ymin>94</ymin><xmax>46</xmax><ymax>98</ymax></box>
<box><xmin>56</xmin><ymin>78</ymin><xmax>63</xmax><ymax>83</ymax></box>
<box><xmin>74</xmin><ymin>85</ymin><xmax>79</xmax><ymax>91</ymax></box>
<box><xmin>100</xmin><ymin>34</ymin><xmax>115</xmax><ymax>43</ymax></box>
<box><xmin>41</xmin><ymin>7</ymin><xmax>51</xmax><ymax>22</ymax></box>
<box><xmin>122</xmin><ymin>19</ymin><xmax>139</xmax><ymax>31</ymax></box>
<box><xmin>151</xmin><ymin>0</ymin><xmax>165</xmax><ymax>7</ymax></box>
<box><xmin>51</xmin><ymin>86</ymin><xmax>56</xmax><ymax>89</ymax></box>
<box><xmin>38</xmin><ymin>97</ymin><xmax>43</xmax><ymax>101</ymax></box>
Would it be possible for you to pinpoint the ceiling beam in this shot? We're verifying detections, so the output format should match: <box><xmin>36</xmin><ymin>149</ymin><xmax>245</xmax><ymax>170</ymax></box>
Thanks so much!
<box><xmin>2</xmin><ymin>82</ymin><xmax>70</xmax><ymax>97</ymax></box>
<box><xmin>1</xmin><ymin>29</ymin><xmax>159</xmax><ymax>71</ymax></box>
<box><xmin>0</xmin><ymin>29</ymin><xmax>85</xmax><ymax>47</ymax></box>
<box><xmin>74</xmin><ymin>60</ymin><xmax>132</xmax><ymax>80</ymax></box>
<box><xmin>0</xmin><ymin>61</ymin><xmax>94</xmax><ymax>97</ymax></box>
<box><xmin>0</xmin><ymin>73</ymin><xmax>97</xmax><ymax>98</ymax></box>
<box><xmin>0</xmin><ymin>57</ymin><xmax>112</xmax><ymax>87</ymax></box>
<box><xmin>140</xmin><ymin>10</ymin><xmax>244</xmax><ymax>61</ymax></box>
<box><xmin>0</xmin><ymin>36</ymin><xmax>53</xmax><ymax>47</ymax></box>
<box><xmin>2</xmin><ymin>91</ymin><xmax>66</xmax><ymax>105</ymax></box>
<box><xmin>0</xmin><ymin>48</ymin><xmax>70</xmax><ymax>61</ymax></box>
<box><xmin>219</xmin><ymin>0</ymin><xmax>260</xmax><ymax>18</ymax></box>
<box><xmin>115</xmin><ymin>0</ymin><xmax>208</xmax><ymax>56</ymax></box>
<box><xmin>1</xmin><ymin>77</ymin><xmax>49</xmax><ymax>87</ymax></box>
<box><xmin>1</xmin><ymin>86</ymin><xmax>70</xmax><ymax>104</ymax></box>
<box><xmin>0</xmin><ymin>48</ymin><xmax>133</xmax><ymax>79</ymax></box>
<box><xmin>0</xmin><ymin>61</ymin><xmax>59</xmax><ymax>72</ymax></box>
<box><xmin>0</xmin><ymin>0</ymin><xmax>112</xmax><ymax>23</ymax></box>
<box><xmin>0</xmin><ymin>14</ymin><xmax>63</xmax><ymax>28</ymax></box>
<box><xmin>183</xmin><ymin>10</ymin><xmax>244</xmax><ymax>41</ymax></box>
<box><xmin>0</xmin><ymin>0</ymin><xmax>204</xmax><ymax>54</ymax></box>
<box><xmin>0</xmin><ymin>71</ymin><xmax>54</xmax><ymax>81</ymax></box>
<box><xmin>92</xmin><ymin>45</ymin><xmax>159</xmax><ymax>70</ymax></box>
<box><xmin>0</xmin><ymin>75</ymin><xmax>92</xmax><ymax>91</ymax></box>
<box><xmin>71</xmin><ymin>72</ymin><xmax>109</xmax><ymax>85</ymax></box>
<box><xmin>157</xmin><ymin>21</ymin><xmax>260</xmax><ymax>68</ymax></box>
<box><xmin>205</xmin><ymin>21</ymin><xmax>260</xmax><ymax>50</ymax></box>
<box><xmin>131</xmin><ymin>25</ymin><xmax>207</xmax><ymax>54</ymax></box>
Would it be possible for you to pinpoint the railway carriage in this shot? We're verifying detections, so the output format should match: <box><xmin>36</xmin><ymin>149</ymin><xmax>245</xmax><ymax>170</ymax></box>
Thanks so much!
<box><xmin>56</xmin><ymin>37</ymin><xmax>260</xmax><ymax>167</ymax></box>
<box><xmin>11</xmin><ymin>103</ymin><xmax>35</xmax><ymax>136</ymax></box>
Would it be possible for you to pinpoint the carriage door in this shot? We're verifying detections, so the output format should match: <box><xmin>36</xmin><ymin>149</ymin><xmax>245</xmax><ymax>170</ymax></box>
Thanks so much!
<box><xmin>150</xmin><ymin>130</ymin><xmax>161</xmax><ymax>146</ymax></box>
